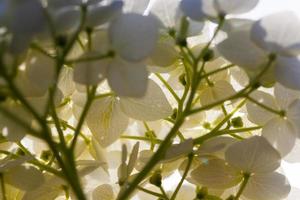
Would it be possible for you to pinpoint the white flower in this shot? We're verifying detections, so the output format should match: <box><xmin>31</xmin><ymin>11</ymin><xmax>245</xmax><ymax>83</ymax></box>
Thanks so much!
<box><xmin>180</xmin><ymin>0</ymin><xmax>259</xmax><ymax>20</ymax></box>
<box><xmin>76</xmin><ymin>80</ymin><xmax>172</xmax><ymax>147</ymax></box>
<box><xmin>246</xmin><ymin>86</ymin><xmax>300</xmax><ymax>157</ymax></box>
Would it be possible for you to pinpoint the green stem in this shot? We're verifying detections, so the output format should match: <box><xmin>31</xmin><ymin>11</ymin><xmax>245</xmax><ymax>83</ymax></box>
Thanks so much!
<box><xmin>0</xmin><ymin>173</ymin><xmax>6</xmax><ymax>200</ymax></box>
<box><xmin>234</xmin><ymin>173</ymin><xmax>251</xmax><ymax>200</ymax></box>
<box><xmin>137</xmin><ymin>186</ymin><xmax>166</xmax><ymax>199</ymax></box>
<box><xmin>170</xmin><ymin>154</ymin><xmax>193</xmax><ymax>200</ymax></box>
<box><xmin>159</xmin><ymin>185</ymin><xmax>170</xmax><ymax>200</ymax></box>
<box><xmin>155</xmin><ymin>73</ymin><xmax>180</xmax><ymax>103</ymax></box>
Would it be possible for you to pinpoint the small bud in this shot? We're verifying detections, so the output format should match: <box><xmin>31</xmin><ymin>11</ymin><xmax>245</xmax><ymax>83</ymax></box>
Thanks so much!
<box><xmin>171</xmin><ymin>108</ymin><xmax>178</xmax><ymax>120</ymax></box>
<box><xmin>202</xmin><ymin>49</ymin><xmax>214</xmax><ymax>62</ymax></box>
<box><xmin>231</xmin><ymin>117</ymin><xmax>243</xmax><ymax>128</ymax></box>
<box><xmin>225</xmin><ymin>195</ymin><xmax>235</xmax><ymax>200</ymax></box>
<box><xmin>203</xmin><ymin>122</ymin><xmax>211</xmax><ymax>130</ymax></box>
<box><xmin>179</xmin><ymin>73</ymin><xmax>187</xmax><ymax>86</ymax></box>
<box><xmin>168</xmin><ymin>28</ymin><xmax>176</xmax><ymax>38</ymax></box>
<box><xmin>196</xmin><ymin>187</ymin><xmax>208</xmax><ymax>199</ymax></box>
<box><xmin>149</xmin><ymin>171</ymin><xmax>162</xmax><ymax>187</ymax></box>
<box><xmin>40</xmin><ymin>150</ymin><xmax>52</xmax><ymax>161</ymax></box>
<box><xmin>252</xmin><ymin>82</ymin><xmax>261</xmax><ymax>89</ymax></box>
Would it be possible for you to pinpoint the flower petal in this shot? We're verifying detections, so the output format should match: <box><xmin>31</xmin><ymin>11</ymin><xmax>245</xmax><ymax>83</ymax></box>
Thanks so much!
<box><xmin>92</xmin><ymin>184</ymin><xmax>115</xmax><ymax>200</ymax></box>
<box><xmin>246</xmin><ymin>91</ymin><xmax>278</xmax><ymax>125</ymax></box>
<box><xmin>119</xmin><ymin>80</ymin><xmax>172</xmax><ymax>121</ymax></box>
<box><xmin>109</xmin><ymin>13</ymin><xmax>159</xmax><ymax>62</ymax></box>
<box><xmin>107</xmin><ymin>58</ymin><xmax>149</xmax><ymax>97</ymax></box>
<box><xmin>243</xmin><ymin>172</ymin><xmax>291</xmax><ymax>200</ymax></box>
<box><xmin>225</xmin><ymin>136</ymin><xmax>281</xmax><ymax>173</ymax></box>
<box><xmin>287</xmin><ymin>99</ymin><xmax>300</xmax><ymax>136</ymax></box>
<box><xmin>73</xmin><ymin>52</ymin><xmax>108</xmax><ymax>85</ymax></box>
<box><xmin>274</xmin><ymin>56</ymin><xmax>300</xmax><ymax>90</ymax></box>
<box><xmin>86</xmin><ymin>97</ymin><xmax>129</xmax><ymax>147</ymax></box>
<box><xmin>262</xmin><ymin>118</ymin><xmax>297</xmax><ymax>157</ymax></box>
<box><xmin>191</xmin><ymin>157</ymin><xmax>242</xmax><ymax>189</ymax></box>
<box><xmin>217</xmin><ymin>28</ymin><xmax>267</xmax><ymax>70</ymax></box>
<box><xmin>6</xmin><ymin>165</ymin><xmax>45</xmax><ymax>191</ymax></box>
<box><xmin>274</xmin><ymin>83</ymin><xmax>300</xmax><ymax>109</ymax></box>
<box><xmin>86</xmin><ymin>1</ymin><xmax>123</xmax><ymax>28</ymax></box>
<box><xmin>251</xmin><ymin>11</ymin><xmax>300</xmax><ymax>56</ymax></box>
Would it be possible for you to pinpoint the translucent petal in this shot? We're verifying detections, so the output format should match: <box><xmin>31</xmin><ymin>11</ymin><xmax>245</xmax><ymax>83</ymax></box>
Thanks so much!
<box><xmin>123</xmin><ymin>0</ymin><xmax>150</xmax><ymax>13</ymax></box>
<box><xmin>127</xmin><ymin>142</ymin><xmax>139</xmax><ymax>175</ymax></box>
<box><xmin>274</xmin><ymin>56</ymin><xmax>300</xmax><ymax>90</ymax></box>
<box><xmin>251</xmin><ymin>11</ymin><xmax>300</xmax><ymax>56</ymax></box>
<box><xmin>92</xmin><ymin>184</ymin><xmax>115</xmax><ymax>200</ymax></box>
<box><xmin>86</xmin><ymin>97</ymin><xmax>129</xmax><ymax>147</ymax></box>
<box><xmin>51</xmin><ymin>6</ymin><xmax>81</xmax><ymax>35</ymax></box>
<box><xmin>150</xmin><ymin>0</ymin><xmax>181</xmax><ymax>28</ymax></box>
<box><xmin>284</xmin><ymin>139</ymin><xmax>300</xmax><ymax>163</ymax></box>
<box><xmin>86</xmin><ymin>1</ymin><xmax>123</xmax><ymax>28</ymax></box>
<box><xmin>148</xmin><ymin>40</ymin><xmax>178</xmax><ymax>67</ymax></box>
<box><xmin>58</xmin><ymin>67</ymin><xmax>76</xmax><ymax>97</ymax></box>
<box><xmin>217</xmin><ymin>29</ymin><xmax>267</xmax><ymax>70</ymax></box>
<box><xmin>287</xmin><ymin>99</ymin><xmax>300</xmax><ymax>136</ymax></box>
<box><xmin>213</xmin><ymin>0</ymin><xmax>259</xmax><ymax>15</ymax></box>
<box><xmin>274</xmin><ymin>83</ymin><xmax>300</xmax><ymax>109</ymax></box>
<box><xmin>73</xmin><ymin>52</ymin><xmax>109</xmax><ymax>85</ymax></box>
<box><xmin>25</xmin><ymin>51</ymin><xmax>55</xmax><ymax>95</ymax></box>
<box><xmin>180</xmin><ymin>0</ymin><xmax>205</xmax><ymax>21</ymax></box>
<box><xmin>199</xmin><ymin>80</ymin><xmax>235</xmax><ymax>107</ymax></box>
<box><xmin>6</xmin><ymin>166</ymin><xmax>45</xmax><ymax>191</ymax></box>
<box><xmin>225</xmin><ymin>136</ymin><xmax>281</xmax><ymax>174</ymax></box>
<box><xmin>119</xmin><ymin>80</ymin><xmax>172</xmax><ymax>121</ymax></box>
<box><xmin>107</xmin><ymin>58</ymin><xmax>149</xmax><ymax>97</ymax></box>
<box><xmin>191</xmin><ymin>157</ymin><xmax>242</xmax><ymax>189</ymax></box>
<box><xmin>197</xmin><ymin>136</ymin><xmax>237</xmax><ymax>159</ymax></box>
<box><xmin>262</xmin><ymin>118</ymin><xmax>297</xmax><ymax>157</ymax></box>
<box><xmin>7</xmin><ymin>0</ymin><xmax>45</xmax><ymax>35</ymax></box>
<box><xmin>109</xmin><ymin>13</ymin><xmax>159</xmax><ymax>62</ymax></box>
<box><xmin>246</xmin><ymin>91</ymin><xmax>278</xmax><ymax>125</ymax></box>
<box><xmin>243</xmin><ymin>172</ymin><xmax>291</xmax><ymax>200</ymax></box>
<box><xmin>164</xmin><ymin>139</ymin><xmax>194</xmax><ymax>162</ymax></box>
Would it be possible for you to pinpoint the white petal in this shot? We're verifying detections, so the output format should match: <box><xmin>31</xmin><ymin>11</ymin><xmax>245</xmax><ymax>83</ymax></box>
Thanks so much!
<box><xmin>86</xmin><ymin>1</ymin><xmax>123</xmax><ymax>28</ymax></box>
<box><xmin>58</xmin><ymin>66</ymin><xmax>76</xmax><ymax>97</ymax></box>
<box><xmin>92</xmin><ymin>184</ymin><xmax>115</xmax><ymax>200</ymax></box>
<box><xmin>274</xmin><ymin>56</ymin><xmax>300</xmax><ymax>90</ymax></box>
<box><xmin>199</xmin><ymin>80</ymin><xmax>235</xmax><ymax>107</ymax></box>
<box><xmin>262</xmin><ymin>118</ymin><xmax>297</xmax><ymax>157</ymax></box>
<box><xmin>243</xmin><ymin>172</ymin><xmax>291</xmax><ymax>200</ymax></box>
<box><xmin>251</xmin><ymin>11</ymin><xmax>300</xmax><ymax>56</ymax></box>
<box><xmin>51</xmin><ymin>6</ymin><xmax>81</xmax><ymax>35</ymax></box>
<box><xmin>7</xmin><ymin>0</ymin><xmax>45</xmax><ymax>35</ymax></box>
<box><xmin>180</xmin><ymin>0</ymin><xmax>205</xmax><ymax>21</ymax></box>
<box><xmin>150</xmin><ymin>0</ymin><xmax>181</xmax><ymax>28</ymax></box>
<box><xmin>109</xmin><ymin>13</ymin><xmax>159</xmax><ymax>62</ymax></box>
<box><xmin>197</xmin><ymin>136</ymin><xmax>237</xmax><ymax>159</ymax></box>
<box><xmin>73</xmin><ymin>52</ymin><xmax>108</xmax><ymax>85</ymax></box>
<box><xmin>284</xmin><ymin>139</ymin><xmax>300</xmax><ymax>163</ymax></box>
<box><xmin>6</xmin><ymin>166</ymin><xmax>45</xmax><ymax>191</ymax></box>
<box><xmin>25</xmin><ymin>50</ymin><xmax>55</xmax><ymax>95</ymax></box>
<box><xmin>274</xmin><ymin>83</ymin><xmax>300</xmax><ymax>109</ymax></box>
<box><xmin>287</xmin><ymin>99</ymin><xmax>300</xmax><ymax>136</ymax></box>
<box><xmin>123</xmin><ymin>0</ymin><xmax>150</xmax><ymax>13</ymax></box>
<box><xmin>217</xmin><ymin>29</ymin><xmax>267</xmax><ymax>70</ymax></box>
<box><xmin>127</xmin><ymin>142</ymin><xmax>140</xmax><ymax>175</ymax></box>
<box><xmin>119</xmin><ymin>80</ymin><xmax>172</xmax><ymax>121</ymax></box>
<box><xmin>148</xmin><ymin>40</ymin><xmax>178</xmax><ymax>67</ymax></box>
<box><xmin>164</xmin><ymin>139</ymin><xmax>194</xmax><ymax>162</ymax></box>
<box><xmin>191</xmin><ymin>157</ymin><xmax>242</xmax><ymax>189</ymax></box>
<box><xmin>246</xmin><ymin>91</ymin><xmax>278</xmax><ymax>125</ymax></box>
<box><xmin>86</xmin><ymin>97</ymin><xmax>129</xmax><ymax>147</ymax></box>
<box><xmin>107</xmin><ymin>58</ymin><xmax>149</xmax><ymax>97</ymax></box>
<box><xmin>214</xmin><ymin>0</ymin><xmax>259</xmax><ymax>15</ymax></box>
<box><xmin>225</xmin><ymin>136</ymin><xmax>281</xmax><ymax>174</ymax></box>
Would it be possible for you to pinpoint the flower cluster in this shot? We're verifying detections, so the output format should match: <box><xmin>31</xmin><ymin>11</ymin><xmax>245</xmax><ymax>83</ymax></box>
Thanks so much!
<box><xmin>0</xmin><ymin>0</ymin><xmax>299</xmax><ymax>199</ymax></box>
